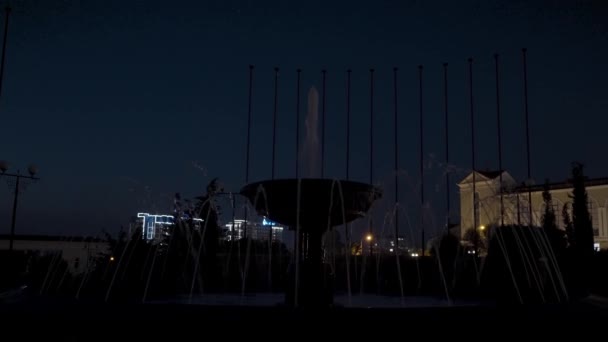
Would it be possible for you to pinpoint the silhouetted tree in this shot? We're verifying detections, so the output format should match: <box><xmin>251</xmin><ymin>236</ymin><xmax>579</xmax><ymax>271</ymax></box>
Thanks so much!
<box><xmin>193</xmin><ymin>178</ymin><xmax>223</xmax><ymax>291</ymax></box>
<box><xmin>433</xmin><ymin>232</ymin><xmax>460</xmax><ymax>296</ymax></box>
<box><xmin>542</xmin><ymin>180</ymin><xmax>556</xmax><ymax>229</ymax></box>
<box><xmin>541</xmin><ymin>180</ymin><xmax>566</xmax><ymax>255</ymax></box>
<box><xmin>569</xmin><ymin>162</ymin><xmax>594</xmax><ymax>296</ymax></box>
<box><xmin>23</xmin><ymin>251</ymin><xmax>73</xmax><ymax>296</ymax></box>
<box><xmin>562</xmin><ymin>204</ymin><xmax>575</xmax><ymax>248</ymax></box>
<box><xmin>570</xmin><ymin>162</ymin><xmax>594</xmax><ymax>257</ymax></box>
<box><xmin>481</xmin><ymin>225</ymin><xmax>547</xmax><ymax>304</ymax></box>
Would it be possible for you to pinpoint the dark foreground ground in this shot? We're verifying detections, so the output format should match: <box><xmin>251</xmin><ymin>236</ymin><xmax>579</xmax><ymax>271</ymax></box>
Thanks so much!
<box><xmin>1</xmin><ymin>296</ymin><xmax>607</xmax><ymax>339</ymax></box>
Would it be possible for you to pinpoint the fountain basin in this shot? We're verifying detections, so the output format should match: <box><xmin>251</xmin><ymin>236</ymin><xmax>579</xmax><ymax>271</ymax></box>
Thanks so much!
<box><xmin>240</xmin><ymin>178</ymin><xmax>381</xmax><ymax>307</ymax></box>
<box><xmin>239</xmin><ymin>178</ymin><xmax>381</xmax><ymax>232</ymax></box>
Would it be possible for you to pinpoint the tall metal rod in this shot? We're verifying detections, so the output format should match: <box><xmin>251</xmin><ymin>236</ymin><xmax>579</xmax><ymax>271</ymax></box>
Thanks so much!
<box><xmin>418</xmin><ymin>65</ymin><xmax>425</xmax><ymax>256</ymax></box>
<box><xmin>246</xmin><ymin>65</ymin><xmax>254</xmax><ymax>184</ymax></box>
<box><xmin>468</xmin><ymin>58</ymin><xmax>477</xmax><ymax>248</ymax></box>
<box><xmin>393</xmin><ymin>67</ymin><xmax>399</xmax><ymax>250</ymax></box>
<box><xmin>495</xmin><ymin>54</ymin><xmax>504</xmax><ymax>227</ymax></box>
<box><xmin>295</xmin><ymin>69</ymin><xmax>301</xmax><ymax>178</ymax></box>
<box><xmin>244</xmin><ymin>65</ymin><xmax>254</xmax><ymax>240</ymax></box>
<box><xmin>6</xmin><ymin>171</ymin><xmax>40</xmax><ymax>252</ymax></box>
<box><xmin>369</xmin><ymin>68</ymin><xmax>374</xmax><ymax>184</ymax></box>
<box><xmin>523</xmin><ymin>48</ymin><xmax>533</xmax><ymax>227</ymax></box>
<box><xmin>443</xmin><ymin>63</ymin><xmax>450</xmax><ymax>233</ymax></box>
<box><xmin>321</xmin><ymin>69</ymin><xmax>327</xmax><ymax>178</ymax></box>
<box><xmin>9</xmin><ymin>174</ymin><xmax>20</xmax><ymax>251</ymax></box>
<box><xmin>346</xmin><ymin>69</ymin><xmax>351</xmax><ymax>180</ymax></box>
<box><xmin>369</xmin><ymin>68</ymin><xmax>375</xmax><ymax>255</ymax></box>
<box><xmin>271</xmin><ymin>67</ymin><xmax>279</xmax><ymax>180</ymax></box>
<box><xmin>0</xmin><ymin>6</ymin><xmax>11</xmax><ymax>102</ymax></box>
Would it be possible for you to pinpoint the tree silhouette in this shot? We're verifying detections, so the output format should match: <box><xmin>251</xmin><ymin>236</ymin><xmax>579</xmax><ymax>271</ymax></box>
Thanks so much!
<box><xmin>562</xmin><ymin>204</ymin><xmax>575</xmax><ymax>248</ymax></box>
<box><xmin>193</xmin><ymin>178</ymin><xmax>223</xmax><ymax>292</ymax></box>
<box><xmin>541</xmin><ymin>180</ymin><xmax>566</xmax><ymax>255</ymax></box>
<box><xmin>569</xmin><ymin>162</ymin><xmax>594</xmax><ymax>296</ymax></box>
<box><xmin>570</xmin><ymin>162</ymin><xmax>594</xmax><ymax>257</ymax></box>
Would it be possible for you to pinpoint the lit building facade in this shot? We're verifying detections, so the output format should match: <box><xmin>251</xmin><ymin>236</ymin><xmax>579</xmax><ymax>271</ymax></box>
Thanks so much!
<box><xmin>135</xmin><ymin>212</ymin><xmax>203</xmax><ymax>244</ymax></box>
<box><xmin>458</xmin><ymin>170</ymin><xmax>608</xmax><ymax>250</ymax></box>
<box><xmin>221</xmin><ymin>217</ymin><xmax>284</xmax><ymax>243</ymax></box>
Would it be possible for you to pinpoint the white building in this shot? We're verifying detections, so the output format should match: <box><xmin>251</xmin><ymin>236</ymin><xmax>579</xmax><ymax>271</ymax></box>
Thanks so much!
<box><xmin>458</xmin><ymin>170</ymin><xmax>608</xmax><ymax>250</ymax></box>
<box><xmin>222</xmin><ymin>218</ymin><xmax>284</xmax><ymax>243</ymax></box>
<box><xmin>135</xmin><ymin>212</ymin><xmax>203</xmax><ymax>244</ymax></box>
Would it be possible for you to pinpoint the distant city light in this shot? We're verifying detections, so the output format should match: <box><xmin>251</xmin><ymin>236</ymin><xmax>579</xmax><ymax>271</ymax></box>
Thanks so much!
<box><xmin>262</xmin><ymin>218</ymin><xmax>276</xmax><ymax>226</ymax></box>
<box><xmin>137</xmin><ymin>212</ymin><xmax>203</xmax><ymax>241</ymax></box>
<box><xmin>110</xmin><ymin>256</ymin><xmax>115</xmax><ymax>261</ymax></box>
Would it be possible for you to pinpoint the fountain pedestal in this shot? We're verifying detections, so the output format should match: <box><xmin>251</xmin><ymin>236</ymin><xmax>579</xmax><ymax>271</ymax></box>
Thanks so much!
<box><xmin>240</xmin><ymin>178</ymin><xmax>381</xmax><ymax>308</ymax></box>
<box><xmin>284</xmin><ymin>228</ymin><xmax>334</xmax><ymax>307</ymax></box>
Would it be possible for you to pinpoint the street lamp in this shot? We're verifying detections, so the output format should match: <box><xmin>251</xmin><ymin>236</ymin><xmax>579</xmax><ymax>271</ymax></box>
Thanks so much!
<box><xmin>365</xmin><ymin>233</ymin><xmax>373</xmax><ymax>256</ymax></box>
<box><xmin>0</xmin><ymin>160</ymin><xmax>40</xmax><ymax>251</ymax></box>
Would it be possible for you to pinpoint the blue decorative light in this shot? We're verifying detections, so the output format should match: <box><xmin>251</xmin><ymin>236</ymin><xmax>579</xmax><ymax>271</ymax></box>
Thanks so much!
<box><xmin>262</xmin><ymin>218</ymin><xmax>276</xmax><ymax>226</ymax></box>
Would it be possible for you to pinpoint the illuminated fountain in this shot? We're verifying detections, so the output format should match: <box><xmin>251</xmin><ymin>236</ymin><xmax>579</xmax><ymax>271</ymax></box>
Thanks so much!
<box><xmin>240</xmin><ymin>87</ymin><xmax>382</xmax><ymax>307</ymax></box>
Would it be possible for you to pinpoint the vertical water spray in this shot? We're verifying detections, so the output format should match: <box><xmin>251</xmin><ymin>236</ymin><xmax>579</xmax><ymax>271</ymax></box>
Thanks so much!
<box><xmin>302</xmin><ymin>86</ymin><xmax>320</xmax><ymax>178</ymax></box>
<box><xmin>238</xmin><ymin>65</ymin><xmax>381</xmax><ymax>307</ymax></box>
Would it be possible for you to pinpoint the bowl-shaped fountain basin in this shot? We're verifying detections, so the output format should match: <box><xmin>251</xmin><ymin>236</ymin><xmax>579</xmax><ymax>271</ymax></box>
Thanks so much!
<box><xmin>240</xmin><ymin>178</ymin><xmax>381</xmax><ymax>231</ymax></box>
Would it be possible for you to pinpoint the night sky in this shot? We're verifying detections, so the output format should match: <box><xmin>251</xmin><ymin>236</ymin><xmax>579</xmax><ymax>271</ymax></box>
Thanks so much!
<box><xmin>1</xmin><ymin>0</ymin><xmax>607</xmax><ymax>244</ymax></box>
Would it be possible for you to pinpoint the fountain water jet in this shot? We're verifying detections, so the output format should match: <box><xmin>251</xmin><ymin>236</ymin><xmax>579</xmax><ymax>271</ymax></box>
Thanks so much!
<box><xmin>240</xmin><ymin>85</ymin><xmax>381</xmax><ymax>307</ymax></box>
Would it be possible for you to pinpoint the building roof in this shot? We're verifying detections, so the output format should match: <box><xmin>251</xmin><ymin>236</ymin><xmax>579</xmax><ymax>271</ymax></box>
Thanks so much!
<box><xmin>476</xmin><ymin>170</ymin><xmax>504</xmax><ymax>179</ymax></box>
<box><xmin>458</xmin><ymin>169</ymin><xmax>608</xmax><ymax>193</ymax></box>
<box><xmin>515</xmin><ymin>177</ymin><xmax>608</xmax><ymax>193</ymax></box>
<box><xmin>458</xmin><ymin>170</ymin><xmax>510</xmax><ymax>185</ymax></box>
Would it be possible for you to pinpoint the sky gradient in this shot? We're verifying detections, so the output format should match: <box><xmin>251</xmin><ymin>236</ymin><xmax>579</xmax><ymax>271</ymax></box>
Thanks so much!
<box><xmin>0</xmin><ymin>0</ymin><xmax>607</xmax><ymax>243</ymax></box>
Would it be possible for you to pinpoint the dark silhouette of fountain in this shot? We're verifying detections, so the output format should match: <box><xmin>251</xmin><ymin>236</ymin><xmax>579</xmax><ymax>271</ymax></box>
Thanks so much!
<box><xmin>241</xmin><ymin>178</ymin><xmax>381</xmax><ymax>307</ymax></box>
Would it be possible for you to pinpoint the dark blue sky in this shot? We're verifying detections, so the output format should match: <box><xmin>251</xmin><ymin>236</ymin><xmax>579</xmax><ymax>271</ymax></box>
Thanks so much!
<box><xmin>1</xmin><ymin>0</ymin><xmax>607</xmax><ymax>241</ymax></box>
